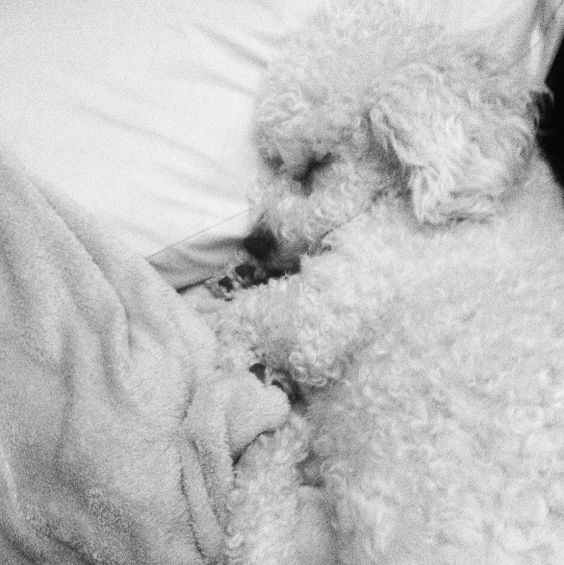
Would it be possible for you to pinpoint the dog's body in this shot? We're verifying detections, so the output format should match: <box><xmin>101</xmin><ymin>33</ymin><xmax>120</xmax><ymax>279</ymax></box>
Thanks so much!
<box><xmin>215</xmin><ymin>1</ymin><xmax>564</xmax><ymax>562</ymax></box>
<box><xmin>303</xmin><ymin>160</ymin><xmax>564</xmax><ymax>564</ymax></box>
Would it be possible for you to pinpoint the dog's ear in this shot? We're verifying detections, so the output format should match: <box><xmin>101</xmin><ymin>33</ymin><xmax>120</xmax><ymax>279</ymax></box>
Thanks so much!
<box><xmin>368</xmin><ymin>47</ymin><xmax>542</xmax><ymax>224</ymax></box>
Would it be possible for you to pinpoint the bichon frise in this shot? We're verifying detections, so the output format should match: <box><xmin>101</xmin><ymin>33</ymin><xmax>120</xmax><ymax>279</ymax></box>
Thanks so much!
<box><xmin>213</xmin><ymin>1</ymin><xmax>564</xmax><ymax>563</ymax></box>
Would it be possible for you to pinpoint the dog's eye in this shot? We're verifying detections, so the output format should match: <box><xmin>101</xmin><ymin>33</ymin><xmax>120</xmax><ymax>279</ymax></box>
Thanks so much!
<box><xmin>296</xmin><ymin>154</ymin><xmax>333</xmax><ymax>196</ymax></box>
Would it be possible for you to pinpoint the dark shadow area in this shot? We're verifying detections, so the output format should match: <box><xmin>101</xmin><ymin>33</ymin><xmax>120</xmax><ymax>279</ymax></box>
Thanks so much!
<box><xmin>538</xmin><ymin>37</ymin><xmax>564</xmax><ymax>188</ymax></box>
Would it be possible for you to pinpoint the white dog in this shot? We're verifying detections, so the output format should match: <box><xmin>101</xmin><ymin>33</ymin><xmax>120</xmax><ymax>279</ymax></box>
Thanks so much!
<box><xmin>212</xmin><ymin>1</ymin><xmax>564</xmax><ymax>563</ymax></box>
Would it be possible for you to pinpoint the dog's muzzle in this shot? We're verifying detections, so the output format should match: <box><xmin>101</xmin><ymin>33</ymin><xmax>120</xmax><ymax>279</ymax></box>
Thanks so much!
<box><xmin>243</xmin><ymin>228</ymin><xmax>277</xmax><ymax>261</ymax></box>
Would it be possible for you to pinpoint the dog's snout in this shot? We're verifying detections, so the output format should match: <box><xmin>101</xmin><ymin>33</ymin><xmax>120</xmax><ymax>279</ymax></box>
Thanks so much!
<box><xmin>243</xmin><ymin>229</ymin><xmax>277</xmax><ymax>261</ymax></box>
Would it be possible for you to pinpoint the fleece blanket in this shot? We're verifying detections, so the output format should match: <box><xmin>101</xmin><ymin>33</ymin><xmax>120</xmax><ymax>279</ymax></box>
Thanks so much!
<box><xmin>0</xmin><ymin>158</ymin><xmax>289</xmax><ymax>565</ymax></box>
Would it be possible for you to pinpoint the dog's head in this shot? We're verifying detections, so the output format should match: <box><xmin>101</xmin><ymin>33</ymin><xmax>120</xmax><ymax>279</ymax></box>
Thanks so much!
<box><xmin>245</xmin><ymin>41</ymin><xmax>541</xmax><ymax>273</ymax></box>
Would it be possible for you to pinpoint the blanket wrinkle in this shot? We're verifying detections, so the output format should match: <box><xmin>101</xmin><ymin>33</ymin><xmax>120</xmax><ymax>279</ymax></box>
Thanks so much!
<box><xmin>0</xmin><ymin>156</ymin><xmax>289</xmax><ymax>564</ymax></box>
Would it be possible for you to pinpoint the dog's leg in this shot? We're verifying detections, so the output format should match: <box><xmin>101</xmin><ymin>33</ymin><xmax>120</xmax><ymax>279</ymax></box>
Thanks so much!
<box><xmin>226</xmin><ymin>414</ymin><xmax>336</xmax><ymax>565</ymax></box>
<box><xmin>217</xmin><ymin>208</ymin><xmax>406</xmax><ymax>388</ymax></box>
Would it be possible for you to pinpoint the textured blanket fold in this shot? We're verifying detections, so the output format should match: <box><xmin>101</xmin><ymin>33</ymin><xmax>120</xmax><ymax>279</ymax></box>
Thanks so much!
<box><xmin>0</xmin><ymin>158</ymin><xmax>289</xmax><ymax>564</ymax></box>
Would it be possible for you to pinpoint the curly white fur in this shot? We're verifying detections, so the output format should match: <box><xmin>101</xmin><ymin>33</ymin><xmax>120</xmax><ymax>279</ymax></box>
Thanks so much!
<box><xmin>302</xmin><ymin>164</ymin><xmax>564</xmax><ymax>563</ymax></box>
<box><xmin>225</xmin><ymin>414</ymin><xmax>336</xmax><ymax>565</ymax></box>
<box><xmin>250</xmin><ymin>0</ymin><xmax>542</xmax><ymax>273</ymax></box>
<box><xmin>214</xmin><ymin>1</ymin><xmax>564</xmax><ymax>563</ymax></box>
<box><xmin>225</xmin><ymin>158</ymin><xmax>564</xmax><ymax>564</ymax></box>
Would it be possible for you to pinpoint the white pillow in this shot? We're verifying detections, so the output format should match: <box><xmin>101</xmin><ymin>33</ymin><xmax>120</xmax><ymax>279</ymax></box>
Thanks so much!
<box><xmin>0</xmin><ymin>0</ymin><xmax>322</xmax><ymax>288</ymax></box>
<box><xmin>0</xmin><ymin>0</ymin><xmax>560</xmax><ymax>288</ymax></box>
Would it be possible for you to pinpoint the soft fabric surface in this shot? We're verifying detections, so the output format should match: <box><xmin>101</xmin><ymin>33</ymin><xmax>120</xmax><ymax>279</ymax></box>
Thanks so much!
<box><xmin>0</xmin><ymin>158</ymin><xmax>289</xmax><ymax>564</ymax></box>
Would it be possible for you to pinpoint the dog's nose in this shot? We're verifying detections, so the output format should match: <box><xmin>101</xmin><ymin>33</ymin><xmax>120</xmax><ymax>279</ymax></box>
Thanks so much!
<box><xmin>243</xmin><ymin>228</ymin><xmax>276</xmax><ymax>261</ymax></box>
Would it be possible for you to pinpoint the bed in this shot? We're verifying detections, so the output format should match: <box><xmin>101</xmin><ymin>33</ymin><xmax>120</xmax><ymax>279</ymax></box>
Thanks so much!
<box><xmin>0</xmin><ymin>1</ymin><xmax>562</xmax><ymax>563</ymax></box>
